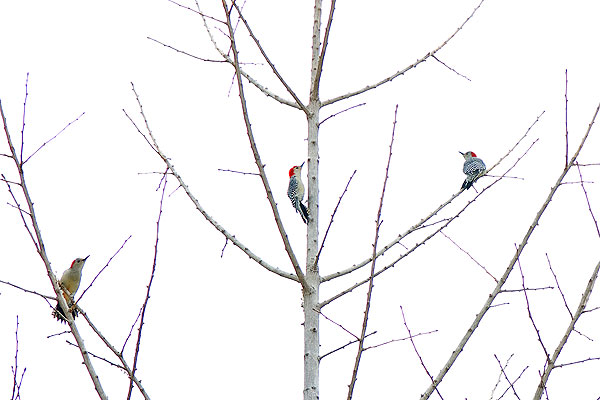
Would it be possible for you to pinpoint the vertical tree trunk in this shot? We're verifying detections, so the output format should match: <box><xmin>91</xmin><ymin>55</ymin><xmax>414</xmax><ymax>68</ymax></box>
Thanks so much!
<box><xmin>304</xmin><ymin>1</ymin><xmax>322</xmax><ymax>399</ymax></box>
<box><xmin>304</xmin><ymin>104</ymin><xmax>320</xmax><ymax>400</ymax></box>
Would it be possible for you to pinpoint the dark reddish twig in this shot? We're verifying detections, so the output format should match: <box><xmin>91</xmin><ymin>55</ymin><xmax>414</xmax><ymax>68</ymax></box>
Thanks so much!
<box><xmin>315</xmin><ymin>170</ymin><xmax>357</xmax><ymax>271</ymax></box>
<box><xmin>494</xmin><ymin>354</ymin><xmax>522</xmax><ymax>400</ymax></box>
<box><xmin>127</xmin><ymin>174</ymin><xmax>167</xmax><ymax>399</ymax></box>
<box><xmin>347</xmin><ymin>105</ymin><xmax>397</xmax><ymax>400</ymax></box>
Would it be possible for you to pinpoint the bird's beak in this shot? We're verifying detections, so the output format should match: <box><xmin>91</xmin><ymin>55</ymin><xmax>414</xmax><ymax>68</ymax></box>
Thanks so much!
<box><xmin>458</xmin><ymin>151</ymin><xmax>465</xmax><ymax>156</ymax></box>
<box><xmin>300</xmin><ymin>161</ymin><xmax>305</xmax><ymax>168</ymax></box>
<box><xmin>84</xmin><ymin>255</ymin><xmax>90</xmax><ymax>261</ymax></box>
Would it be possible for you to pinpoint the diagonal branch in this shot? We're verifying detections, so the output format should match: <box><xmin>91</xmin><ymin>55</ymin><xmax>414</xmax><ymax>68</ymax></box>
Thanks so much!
<box><xmin>321</xmin><ymin>137</ymin><xmax>537</xmax><ymax>307</ymax></box>
<box><xmin>420</xmin><ymin>101</ymin><xmax>600</xmax><ymax>400</ymax></box>
<box><xmin>194</xmin><ymin>1</ymin><xmax>301</xmax><ymax>109</ymax></box>
<box><xmin>124</xmin><ymin>89</ymin><xmax>298</xmax><ymax>283</ymax></box>
<box><xmin>322</xmin><ymin>0</ymin><xmax>486</xmax><ymax>107</ymax></box>
<box><xmin>493</xmin><ymin>354</ymin><xmax>522</xmax><ymax>400</ymax></box>
<box><xmin>127</xmin><ymin>175</ymin><xmax>166</xmax><ymax>400</ymax></box>
<box><xmin>222</xmin><ymin>1</ymin><xmax>308</xmax><ymax>290</ymax></box>
<box><xmin>23</xmin><ymin>111</ymin><xmax>85</xmax><ymax>164</ymax></box>
<box><xmin>76</xmin><ymin>235</ymin><xmax>132</xmax><ymax>305</ymax></box>
<box><xmin>1</xmin><ymin>99</ymin><xmax>108</xmax><ymax>400</ymax></box>
<box><xmin>79</xmin><ymin>311</ymin><xmax>151</xmax><ymax>400</ymax></box>
<box><xmin>231</xmin><ymin>1</ymin><xmax>308</xmax><ymax>114</ymax></box>
<box><xmin>346</xmin><ymin>105</ymin><xmax>397</xmax><ymax>400</ymax></box>
<box><xmin>533</xmin><ymin>259</ymin><xmax>600</xmax><ymax>399</ymax></box>
<box><xmin>516</xmin><ymin>248</ymin><xmax>550</xmax><ymax>362</ymax></box>
<box><xmin>322</xmin><ymin>110</ymin><xmax>544</xmax><ymax>283</ymax></box>
<box><xmin>313</xmin><ymin>169</ymin><xmax>356</xmax><ymax>269</ymax></box>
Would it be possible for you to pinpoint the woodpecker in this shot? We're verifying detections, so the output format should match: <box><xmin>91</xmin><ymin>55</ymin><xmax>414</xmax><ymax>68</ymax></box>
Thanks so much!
<box><xmin>53</xmin><ymin>256</ymin><xmax>89</xmax><ymax>323</ymax></box>
<box><xmin>460</xmin><ymin>151</ymin><xmax>486</xmax><ymax>190</ymax></box>
<box><xmin>288</xmin><ymin>162</ymin><xmax>309</xmax><ymax>224</ymax></box>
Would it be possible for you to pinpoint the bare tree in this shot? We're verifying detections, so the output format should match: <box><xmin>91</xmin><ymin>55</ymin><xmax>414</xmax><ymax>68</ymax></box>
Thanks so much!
<box><xmin>1</xmin><ymin>1</ymin><xmax>600</xmax><ymax>399</ymax></box>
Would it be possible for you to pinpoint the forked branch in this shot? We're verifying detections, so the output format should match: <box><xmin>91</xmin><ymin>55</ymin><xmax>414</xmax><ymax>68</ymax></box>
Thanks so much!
<box><xmin>420</xmin><ymin>101</ymin><xmax>600</xmax><ymax>399</ymax></box>
<box><xmin>124</xmin><ymin>87</ymin><xmax>298</xmax><ymax>283</ymax></box>
<box><xmin>322</xmin><ymin>0</ymin><xmax>486</xmax><ymax>107</ymax></box>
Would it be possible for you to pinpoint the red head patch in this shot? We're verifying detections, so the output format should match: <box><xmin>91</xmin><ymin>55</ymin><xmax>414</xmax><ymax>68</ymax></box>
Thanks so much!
<box><xmin>289</xmin><ymin>167</ymin><xmax>296</xmax><ymax>177</ymax></box>
<box><xmin>470</xmin><ymin>151</ymin><xmax>477</xmax><ymax>157</ymax></box>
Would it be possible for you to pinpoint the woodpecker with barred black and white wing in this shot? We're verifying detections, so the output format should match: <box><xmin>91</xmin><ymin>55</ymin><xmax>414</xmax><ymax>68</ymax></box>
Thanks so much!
<box><xmin>288</xmin><ymin>162</ymin><xmax>309</xmax><ymax>224</ymax></box>
<box><xmin>460</xmin><ymin>151</ymin><xmax>486</xmax><ymax>190</ymax></box>
<box><xmin>53</xmin><ymin>256</ymin><xmax>89</xmax><ymax>323</ymax></box>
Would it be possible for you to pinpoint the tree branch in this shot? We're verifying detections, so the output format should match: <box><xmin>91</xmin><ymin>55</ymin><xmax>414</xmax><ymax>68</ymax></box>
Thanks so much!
<box><xmin>1</xmin><ymin>98</ymin><xmax>108</xmax><ymax>400</ymax></box>
<box><xmin>222</xmin><ymin>1</ymin><xmax>308</xmax><ymax>290</ymax></box>
<box><xmin>322</xmin><ymin>0</ymin><xmax>486</xmax><ymax>107</ymax></box>
<box><xmin>124</xmin><ymin>86</ymin><xmax>298</xmax><ymax>283</ymax></box>
<box><xmin>347</xmin><ymin>105</ymin><xmax>397</xmax><ymax>400</ymax></box>
<box><xmin>420</xmin><ymin>101</ymin><xmax>600</xmax><ymax>400</ymax></box>
<box><xmin>321</xmin><ymin>110</ymin><xmax>544</xmax><ymax>283</ymax></box>
<box><xmin>194</xmin><ymin>1</ymin><xmax>301</xmax><ymax>109</ymax></box>
<box><xmin>231</xmin><ymin>1</ymin><xmax>309</xmax><ymax>114</ymax></box>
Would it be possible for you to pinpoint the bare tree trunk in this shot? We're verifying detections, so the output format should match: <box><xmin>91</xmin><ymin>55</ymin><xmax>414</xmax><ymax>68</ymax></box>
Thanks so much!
<box><xmin>304</xmin><ymin>1</ymin><xmax>322</xmax><ymax>398</ymax></box>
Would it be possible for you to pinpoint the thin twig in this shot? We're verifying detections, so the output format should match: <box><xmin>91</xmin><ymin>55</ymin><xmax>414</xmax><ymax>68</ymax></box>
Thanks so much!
<box><xmin>318</xmin><ymin>310</ymin><xmax>359</xmax><ymax>339</ymax></box>
<box><xmin>2</xmin><ymin>174</ymin><xmax>37</xmax><ymax>249</ymax></box>
<box><xmin>147</xmin><ymin>37</ymin><xmax>224</xmax><ymax>63</ymax></box>
<box><xmin>320</xmin><ymin>332</ymin><xmax>377</xmax><ymax>361</ymax></box>
<box><xmin>545</xmin><ymin>253</ymin><xmax>572</xmax><ymax>319</ymax></box>
<box><xmin>492</xmin><ymin>355</ymin><xmax>528</xmax><ymax>400</ymax></box>
<box><xmin>533</xmin><ymin>259</ymin><xmax>600</xmax><ymax>399</ymax></box>
<box><xmin>363</xmin><ymin>329</ymin><xmax>438</xmax><ymax>351</ymax></box>
<box><xmin>167</xmin><ymin>0</ymin><xmax>226</xmax><ymax>24</ymax></box>
<box><xmin>79</xmin><ymin>310</ymin><xmax>151</xmax><ymax>400</ymax></box>
<box><xmin>221</xmin><ymin>237</ymin><xmax>229</xmax><ymax>258</ymax></box>
<box><xmin>11</xmin><ymin>316</ymin><xmax>25</xmax><ymax>400</ymax></box>
<box><xmin>217</xmin><ymin>168</ymin><xmax>260</xmax><ymax>176</ymax></box>
<box><xmin>319</xmin><ymin>103</ymin><xmax>365</xmax><ymax>126</ymax></box>
<box><xmin>315</xmin><ymin>170</ymin><xmax>356</xmax><ymax>271</ymax></box>
<box><xmin>222</xmin><ymin>3</ymin><xmax>308</xmax><ymax>289</ymax></box>
<box><xmin>496</xmin><ymin>367</ymin><xmax>528</xmax><ymax>400</ymax></box>
<box><xmin>575</xmin><ymin>163</ymin><xmax>600</xmax><ymax>238</ymax></box>
<box><xmin>124</xmin><ymin>85</ymin><xmax>298</xmax><ymax>282</ymax></box>
<box><xmin>19</xmin><ymin>73</ymin><xmax>29</xmax><ymax>165</ymax></box>
<box><xmin>23</xmin><ymin>112</ymin><xmax>85</xmax><ymax>164</ymax></box>
<box><xmin>231</xmin><ymin>1</ymin><xmax>308</xmax><ymax>114</ymax></box>
<box><xmin>127</xmin><ymin>174</ymin><xmax>167</xmax><ymax>400</ymax></box>
<box><xmin>500</xmin><ymin>286</ymin><xmax>553</xmax><ymax>293</ymax></box>
<box><xmin>432</xmin><ymin>55</ymin><xmax>471</xmax><ymax>81</ymax></box>
<box><xmin>1</xmin><ymin>98</ymin><xmax>108</xmax><ymax>399</ymax></box>
<box><xmin>195</xmin><ymin>1</ymin><xmax>301</xmax><ymax>109</ymax></box>
<box><xmin>121</xmin><ymin>308</ymin><xmax>142</xmax><ymax>355</ymax></box>
<box><xmin>322</xmin><ymin>0</ymin><xmax>486</xmax><ymax>107</ymax></box>
<box><xmin>488</xmin><ymin>354</ymin><xmax>513</xmax><ymax>400</ymax></box>
<box><xmin>322</xmin><ymin>111</ymin><xmax>544</xmax><ymax>283</ymax></box>
<box><xmin>441</xmin><ymin>231</ymin><xmax>498</xmax><ymax>282</ymax></box>
<box><xmin>0</xmin><ymin>279</ymin><xmax>56</xmax><ymax>302</ymax></box>
<box><xmin>347</xmin><ymin>105</ymin><xmax>397</xmax><ymax>400</ymax></box>
<box><xmin>422</xmin><ymin>102</ymin><xmax>600</xmax><ymax>400</ymax></box>
<box><xmin>65</xmin><ymin>340</ymin><xmax>124</xmax><ymax>369</ymax></box>
<box><xmin>565</xmin><ymin>69</ymin><xmax>569</xmax><ymax>169</ymax></box>
<box><xmin>401</xmin><ymin>306</ymin><xmax>443</xmax><ymax>399</ymax></box>
<box><xmin>76</xmin><ymin>235</ymin><xmax>132</xmax><ymax>305</ymax></box>
<box><xmin>516</xmin><ymin>248</ymin><xmax>550</xmax><ymax>362</ymax></box>
<box><xmin>321</xmin><ymin>139</ymin><xmax>540</xmax><ymax>308</ymax></box>
<box><xmin>555</xmin><ymin>356</ymin><xmax>600</xmax><ymax>368</ymax></box>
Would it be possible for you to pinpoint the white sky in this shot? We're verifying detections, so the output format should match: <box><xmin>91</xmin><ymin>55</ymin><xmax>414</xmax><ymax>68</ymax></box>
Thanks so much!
<box><xmin>1</xmin><ymin>0</ymin><xmax>599</xmax><ymax>399</ymax></box>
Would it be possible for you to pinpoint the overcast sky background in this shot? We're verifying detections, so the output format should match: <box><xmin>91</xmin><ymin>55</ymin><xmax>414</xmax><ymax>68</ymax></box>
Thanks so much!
<box><xmin>1</xmin><ymin>0</ymin><xmax>599</xmax><ymax>399</ymax></box>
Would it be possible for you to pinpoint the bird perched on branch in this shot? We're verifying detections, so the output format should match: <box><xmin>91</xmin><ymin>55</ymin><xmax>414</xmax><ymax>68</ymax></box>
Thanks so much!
<box><xmin>53</xmin><ymin>256</ymin><xmax>89</xmax><ymax>323</ymax></box>
<box><xmin>288</xmin><ymin>162</ymin><xmax>309</xmax><ymax>224</ymax></box>
<box><xmin>459</xmin><ymin>151</ymin><xmax>486</xmax><ymax>190</ymax></box>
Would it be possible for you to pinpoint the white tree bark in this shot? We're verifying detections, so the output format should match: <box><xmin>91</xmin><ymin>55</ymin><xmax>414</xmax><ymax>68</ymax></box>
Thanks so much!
<box><xmin>304</xmin><ymin>1</ymin><xmax>323</xmax><ymax>399</ymax></box>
